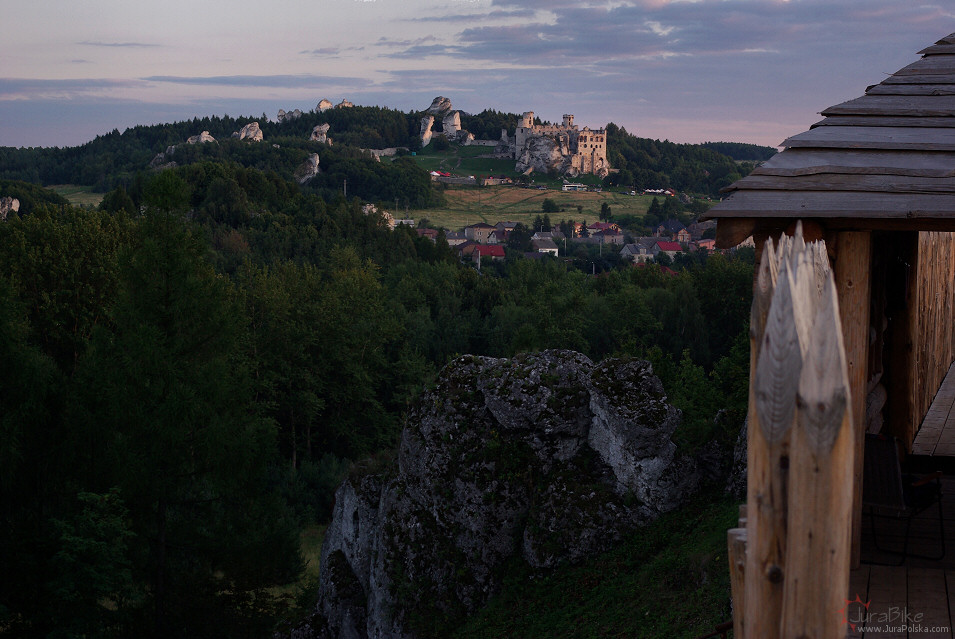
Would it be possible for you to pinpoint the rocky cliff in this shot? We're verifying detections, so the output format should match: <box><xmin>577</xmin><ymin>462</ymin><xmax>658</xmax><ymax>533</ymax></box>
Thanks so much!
<box><xmin>0</xmin><ymin>197</ymin><xmax>20</xmax><ymax>221</ymax></box>
<box><xmin>516</xmin><ymin>135</ymin><xmax>573</xmax><ymax>175</ymax></box>
<box><xmin>311</xmin><ymin>123</ymin><xmax>332</xmax><ymax>144</ymax></box>
<box><xmin>419</xmin><ymin>96</ymin><xmax>472</xmax><ymax>147</ymax></box>
<box><xmin>294</xmin><ymin>153</ymin><xmax>321</xmax><ymax>184</ymax></box>
<box><xmin>295</xmin><ymin>350</ymin><xmax>702</xmax><ymax>639</ymax></box>
<box><xmin>232</xmin><ymin>122</ymin><xmax>263</xmax><ymax>142</ymax></box>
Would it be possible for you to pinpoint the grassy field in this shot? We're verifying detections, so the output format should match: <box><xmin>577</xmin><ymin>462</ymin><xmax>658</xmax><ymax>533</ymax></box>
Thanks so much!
<box><xmin>420</xmin><ymin>184</ymin><xmax>655</xmax><ymax>231</ymax></box>
<box><xmin>49</xmin><ymin>184</ymin><xmax>103</xmax><ymax>208</ymax></box>
<box><xmin>405</xmin><ymin>144</ymin><xmax>519</xmax><ymax>178</ymax></box>
<box><xmin>454</xmin><ymin>494</ymin><xmax>737</xmax><ymax>639</ymax></box>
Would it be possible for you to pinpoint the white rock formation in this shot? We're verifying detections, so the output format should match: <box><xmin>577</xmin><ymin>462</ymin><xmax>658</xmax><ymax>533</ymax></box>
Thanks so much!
<box><xmin>0</xmin><ymin>197</ymin><xmax>20</xmax><ymax>221</ymax></box>
<box><xmin>362</xmin><ymin>203</ymin><xmax>395</xmax><ymax>229</ymax></box>
<box><xmin>419</xmin><ymin>115</ymin><xmax>435</xmax><ymax>147</ymax></box>
<box><xmin>277</xmin><ymin>108</ymin><xmax>303</xmax><ymax>123</ymax></box>
<box><xmin>336</xmin><ymin>99</ymin><xmax>354</xmax><ymax>109</ymax></box>
<box><xmin>442</xmin><ymin>110</ymin><xmax>461</xmax><ymax>137</ymax></box>
<box><xmin>317</xmin><ymin>99</ymin><xmax>334</xmax><ymax>112</ymax></box>
<box><xmin>516</xmin><ymin>135</ymin><xmax>573</xmax><ymax>174</ymax></box>
<box><xmin>232</xmin><ymin>122</ymin><xmax>263</xmax><ymax>142</ymax></box>
<box><xmin>294</xmin><ymin>153</ymin><xmax>320</xmax><ymax>184</ymax></box>
<box><xmin>310</xmin><ymin>123</ymin><xmax>332</xmax><ymax>144</ymax></box>
<box><xmin>426</xmin><ymin>96</ymin><xmax>453</xmax><ymax>115</ymax></box>
<box><xmin>186</xmin><ymin>131</ymin><xmax>216</xmax><ymax>144</ymax></box>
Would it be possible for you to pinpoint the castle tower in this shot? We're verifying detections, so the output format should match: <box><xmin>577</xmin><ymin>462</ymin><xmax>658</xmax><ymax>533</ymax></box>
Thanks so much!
<box><xmin>562</xmin><ymin>114</ymin><xmax>574</xmax><ymax>127</ymax></box>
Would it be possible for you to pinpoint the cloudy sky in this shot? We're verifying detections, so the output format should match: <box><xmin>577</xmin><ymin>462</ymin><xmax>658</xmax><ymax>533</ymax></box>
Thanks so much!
<box><xmin>1</xmin><ymin>1</ymin><xmax>951</xmax><ymax>149</ymax></box>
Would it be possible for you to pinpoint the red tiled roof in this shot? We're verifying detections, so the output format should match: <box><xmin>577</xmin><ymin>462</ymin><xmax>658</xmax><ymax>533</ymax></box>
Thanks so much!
<box><xmin>655</xmin><ymin>241</ymin><xmax>682</xmax><ymax>251</ymax></box>
<box><xmin>475</xmin><ymin>245</ymin><xmax>506</xmax><ymax>257</ymax></box>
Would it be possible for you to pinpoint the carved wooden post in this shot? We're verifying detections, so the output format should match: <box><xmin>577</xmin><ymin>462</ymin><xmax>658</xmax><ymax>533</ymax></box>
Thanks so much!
<box><xmin>781</xmin><ymin>274</ymin><xmax>854</xmax><ymax>638</ymax></box>
<box><xmin>745</xmin><ymin>233</ymin><xmax>802</xmax><ymax>639</ymax></box>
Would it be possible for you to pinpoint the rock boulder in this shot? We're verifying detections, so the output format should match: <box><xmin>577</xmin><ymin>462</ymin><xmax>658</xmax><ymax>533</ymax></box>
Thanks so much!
<box><xmin>186</xmin><ymin>131</ymin><xmax>216</xmax><ymax>144</ymax></box>
<box><xmin>300</xmin><ymin>350</ymin><xmax>701</xmax><ymax>639</ymax></box>
<box><xmin>232</xmin><ymin>122</ymin><xmax>263</xmax><ymax>142</ymax></box>
<box><xmin>0</xmin><ymin>197</ymin><xmax>20</xmax><ymax>221</ymax></box>
<box><xmin>294</xmin><ymin>153</ymin><xmax>320</xmax><ymax>184</ymax></box>
<box><xmin>419</xmin><ymin>115</ymin><xmax>434</xmax><ymax>147</ymax></box>
<box><xmin>310</xmin><ymin>123</ymin><xmax>331</xmax><ymax>144</ymax></box>
<box><xmin>317</xmin><ymin>99</ymin><xmax>334</xmax><ymax>112</ymax></box>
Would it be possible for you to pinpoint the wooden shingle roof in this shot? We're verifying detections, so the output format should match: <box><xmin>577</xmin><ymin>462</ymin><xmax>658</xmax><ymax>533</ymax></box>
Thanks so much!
<box><xmin>706</xmin><ymin>32</ymin><xmax>955</xmax><ymax>246</ymax></box>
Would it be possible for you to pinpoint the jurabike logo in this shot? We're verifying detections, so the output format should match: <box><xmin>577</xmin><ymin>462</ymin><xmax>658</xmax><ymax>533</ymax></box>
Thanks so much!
<box><xmin>840</xmin><ymin>593</ymin><xmax>943</xmax><ymax>633</ymax></box>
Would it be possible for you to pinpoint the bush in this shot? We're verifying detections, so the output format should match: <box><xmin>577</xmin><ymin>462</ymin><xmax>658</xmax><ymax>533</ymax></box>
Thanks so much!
<box><xmin>541</xmin><ymin>198</ymin><xmax>559</xmax><ymax>213</ymax></box>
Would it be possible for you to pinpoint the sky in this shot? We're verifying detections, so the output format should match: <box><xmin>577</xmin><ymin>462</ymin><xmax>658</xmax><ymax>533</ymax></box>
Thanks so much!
<box><xmin>1</xmin><ymin>0</ymin><xmax>952</xmax><ymax>149</ymax></box>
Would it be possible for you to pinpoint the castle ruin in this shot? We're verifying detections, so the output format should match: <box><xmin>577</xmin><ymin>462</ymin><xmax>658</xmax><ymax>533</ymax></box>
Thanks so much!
<box><xmin>500</xmin><ymin>112</ymin><xmax>609</xmax><ymax>178</ymax></box>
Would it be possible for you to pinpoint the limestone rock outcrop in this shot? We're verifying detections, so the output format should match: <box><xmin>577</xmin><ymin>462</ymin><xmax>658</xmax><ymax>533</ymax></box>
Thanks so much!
<box><xmin>300</xmin><ymin>350</ymin><xmax>701</xmax><ymax>639</ymax></box>
<box><xmin>419</xmin><ymin>115</ymin><xmax>434</xmax><ymax>147</ymax></box>
<box><xmin>426</xmin><ymin>96</ymin><xmax>453</xmax><ymax>115</ymax></box>
<box><xmin>186</xmin><ymin>131</ymin><xmax>216</xmax><ymax>144</ymax></box>
<box><xmin>310</xmin><ymin>123</ymin><xmax>332</xmax><ymax>144</ymax></box>
<box><xmin>149</xmin><ymin>145</ymin><xmax>178</xmax><ymax>170</ymax></box>
<box><xmin>293</xmin><ymin>153</ymin><xmax>320</xmax><ymax>184</ymax></box>
<box><xmin>516</xmin><ymin>134</ymin><xmax>573</xmax><ymax>174</ymax></box>
<box><xmin>317</xmin><ymin>99</ymin><xmax>334</xmax><ymax>112</ymax></box>
<box><xmin>418</xmin><ymin>96</ymin><xmax>472</xmax><ymax>147</ymax></box>
<box><xmin>336</xmin><ymin>99</ymin><xmax>354</xmax><ymax>109</ymax></box>
<box><xmin>278</xmin><ymin>108</ymin><xmax>303</xmax><ymax>123</ymax></box>
<box><xmin>232</xmin><ymin>122</ymin><xmax>263</xmax><ymax>142</ymax></box>
<box><xmin>0</xmin><ymin>197</ymin><xmax>20</xmax><ymax>221</ymax></box>
<box><xmin>442</xmin><ymin>110</ymin><xmax>461</xmax><ymax>138</ymax></box>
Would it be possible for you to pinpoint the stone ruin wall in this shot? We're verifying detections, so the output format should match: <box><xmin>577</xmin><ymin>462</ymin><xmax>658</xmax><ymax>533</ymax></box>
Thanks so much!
<box><xmin>509</xmin><ymin>111</ymin><xmax>609</xmax><ymax>177</ymax></box>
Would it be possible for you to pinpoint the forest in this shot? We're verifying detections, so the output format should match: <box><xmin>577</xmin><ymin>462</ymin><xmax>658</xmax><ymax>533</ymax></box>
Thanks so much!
<box><xmin>0</xmin><ymin>103</ymin><xmax>773</xmax><ymax>199</ymax></box>
<box><xmin>0</xmin><ymin>99</ymin><xmax>762</xmax><ymax>636</ymax></box>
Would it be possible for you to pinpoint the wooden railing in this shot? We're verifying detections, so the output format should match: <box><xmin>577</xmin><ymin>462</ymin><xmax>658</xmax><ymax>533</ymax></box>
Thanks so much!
<box><xmin>729</xmin><ymin>222</ymin><xmax>855</xmax><ymax>639</ymax></box>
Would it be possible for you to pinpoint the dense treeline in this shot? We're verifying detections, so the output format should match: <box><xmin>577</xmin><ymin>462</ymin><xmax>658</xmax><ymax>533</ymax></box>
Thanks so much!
<box><xmin>700</xmin><ymin>141</ymin><xmax>778</xmax><ymax>162</ymax></box>
<box><xmin>603</xmin><ymin>123</ymin><xmax>760</xmax><ymax>194</ymax></box>
<box><xmin>0</xmin><ymin>167</ymin><xmax>753</xmax><ymax>634</ymax></box>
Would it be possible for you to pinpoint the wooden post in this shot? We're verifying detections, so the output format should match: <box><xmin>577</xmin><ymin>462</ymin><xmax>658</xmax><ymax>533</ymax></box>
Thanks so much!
<box><xmin>781</xmin><ymin>274</ymin><xmax>854</xmax><ymax>638</ymax></box>
<box><xmin>728</xmin><ymin>527</ymin><xmax>747</xmax><ymax>638</ymax></box>
<box><xmin>831</xmin><ymin>231</ymin><xmax>871</xmax><ymax>569</ymax></box>
<box><xmin>745</xmin><ymin>234</ymin><xmax>801</xmax><ymax>639</ymax></box>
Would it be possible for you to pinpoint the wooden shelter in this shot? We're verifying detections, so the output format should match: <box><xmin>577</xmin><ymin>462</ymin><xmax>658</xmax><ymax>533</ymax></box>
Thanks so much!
<box><xmin>708</xmin><ymin>32</ymin><xmax>955</xmax><ymax>638</ymax></box>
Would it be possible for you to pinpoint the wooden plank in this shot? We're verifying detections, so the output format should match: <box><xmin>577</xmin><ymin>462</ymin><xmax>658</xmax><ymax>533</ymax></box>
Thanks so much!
<box><xmin>753</xmin><ymin>149</ymin><xmax>955</xmax><ymax>178</ymax></box>
<box><xmin>822</xmin><ymin>95</ymin><xmax>955</xmax><ymax>117</ymax></box>
<box><xmin>884</xmin><ymin>74</ymin><xmax>955</xmax><ymax>85</ymax></box>
<box><xmin>831</xmin><ymin>232</ymin><xmax>871</xmax><ymax>568</ymax></box>
<box><xmin>780</xmin><ymin>270</ymin><xmax>855</xmax><ymax>639</ymax></box>
<box><xmin>866</xmin><ymin>565</ymin><xmax>908</xmax><ymax>639</ymax></box>
<box><xmin>868</xmin><ymin>84</ymin><xmax>955</xmax><ymax>96</ymax></box>
<box><xmin>813</xmin><ymin>115</ymin><xmax>955</xmax><ymax>128</ymax></box>
<box><xmin>908</xmin><ymin>567</ymin><xmax>952</xmax><ymax>639</ymax></box>
<box><xmin>711</xmin><ymin>190</ymin><xmax>955</xmax><ymax>219</ymax></box>
<box><xmin>918</xmin><ymin>44</ymin><xmax>955</xmax><ymax>55</ymax></box>
<box><xmin>893</xmin><ymin>56</ymin><xmax>955</xmax><ymax>76</ymax></box>
<box><xmin>733</xmin><ymin>174</ymin><xmax>955</xmax><ymax>194</ymax></box>
<box><xmin>727</xmin><ymin>528</ymin><xmax>746</xmax><ymax>639</ymax></box>
<box><xmin>784</xmin><ymin>126</ymin><xmax>955</xmax><ymax>150</ymax></box>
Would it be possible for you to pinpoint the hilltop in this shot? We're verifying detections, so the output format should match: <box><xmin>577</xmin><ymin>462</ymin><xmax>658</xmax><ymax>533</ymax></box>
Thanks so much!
<box><xmin>0</xmin><ymin>97</ymin><xmax>775</xmax><ymax>209</ymax></box>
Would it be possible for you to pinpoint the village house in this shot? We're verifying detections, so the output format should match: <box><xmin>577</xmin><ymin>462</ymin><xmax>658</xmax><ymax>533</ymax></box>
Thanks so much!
<box><xmin>464</xmin><ymin>222</ymin><xmax>495</xmax><ymax>243</ymax></box>
<box><xmin>531</xmin><ymin>238</ymin><xmax>559</xmax><ymax>256</ymax></box>
<box><xmin>588</xmin><ymin>221</ymin><xmax>621</xmax><ymax>234</ymax></box>
<box><xmin>444</xmin><ymin>231</ymin><xmax>467</xmax><ymax>246</ymax></box>
<box><xmin>416</xmin><ymin>228</ymin><xmax>438</xmax><ymax>242</ymax></box>
<box><xmin>655</xmin><ymin>219</ymin><xmax>686</xmax><ymax>240</ymax></box>
<box><xmin>653</xmin><ymin>240</ymin><xmax>682</xmax><ymax>259</ymax></box>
